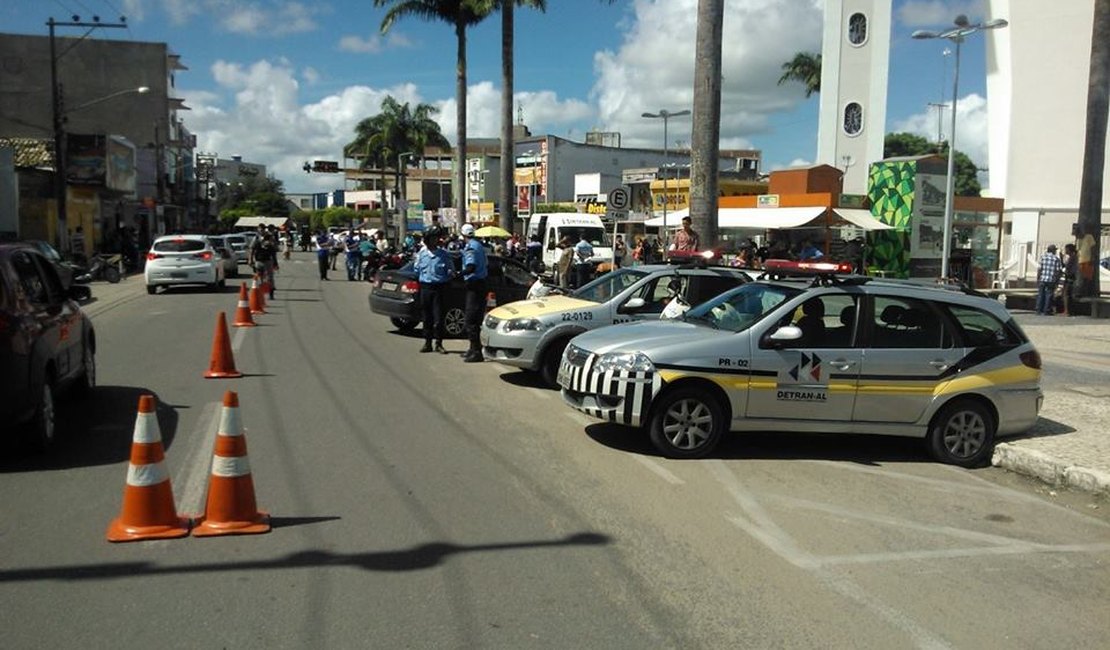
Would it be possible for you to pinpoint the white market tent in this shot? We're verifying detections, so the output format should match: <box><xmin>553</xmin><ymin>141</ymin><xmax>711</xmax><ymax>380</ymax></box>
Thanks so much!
<box><xmin>234</xmin><ymin>216</ymin><xmax>291</xmax><ymax>229</ymax></box>
<box><xmin>644</xmin><ymin>207</ymin><xmax>891</xmax><ymax>231</ymax></box>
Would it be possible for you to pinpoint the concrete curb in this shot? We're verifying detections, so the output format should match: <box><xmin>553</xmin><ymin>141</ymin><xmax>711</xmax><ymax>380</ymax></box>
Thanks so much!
<box><xmin>992</xmin><ymin>443</ymin><xmax>1110</xmax><ymax>497</ymax></box>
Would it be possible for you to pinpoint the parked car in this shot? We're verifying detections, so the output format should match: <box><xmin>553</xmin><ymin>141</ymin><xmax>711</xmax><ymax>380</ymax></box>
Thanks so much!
<box><xmin>482</xmin><ymin>263</ymin><xmax>750</xmax><ymax>386</ymax></box>
<box><xmin>24</xmin><ymin>240</ymin><xmax>82</xmax><ymax>289</ymax></box>
<box><xmin>206</xmin><ymin>236</ymin><xmax>240</xmax><ymax>279</ymax></box>
<box><xmin>558</xmin><ymin>260</ymin><xmax>1043</xmax><ymax>467</ymax></box>
<box><xmin>223</xmin><ymin>233</ymin><xmax>250</xmax><ymax>266</ymax></box>
<box><xmin>144</xmin><ymin>234</ymin><xmax>226</xmax><ymax>294</ymax></box>
<box><xmin>369</xmin><ymin>254</ymin><xmax>534</xmax><ymax>338</ymax></box>
<box><xmin>0</xmin><ymin>242</ymin><xmax>95</xmax><ymax>450</ymax></box>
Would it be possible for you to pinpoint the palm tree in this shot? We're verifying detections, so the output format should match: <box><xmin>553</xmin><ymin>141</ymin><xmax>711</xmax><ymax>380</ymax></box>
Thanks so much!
<box><xmin>376</xmin><ymin>0</ymin><xmax>493</xmax><ymax>228</ymax></box>
<box><xmin>690</xmin><ymin>0</ymin><xmax>724</xmax><ymax>248</ymax></box>
<box><xmin>344</xmin><ymin>96</ymin><xmax>450</xmax><ymax>235</ymax></box>
<box><xmin>777</xmin><ymin>52</ymin><xmax>822</xmax><ymax>98</ymax></box>
<box><xmin>1077</xmin><ymin>0</ymin><xmax>1109</xmax><ymax>299</ymax></box>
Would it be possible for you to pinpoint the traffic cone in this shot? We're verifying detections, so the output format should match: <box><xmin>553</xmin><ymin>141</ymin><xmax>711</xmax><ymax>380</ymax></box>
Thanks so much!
<box><xmin>486</xmin><ymin>291</ymin><xmax>497</xmax><ymax>312</ymax></box>
<box><xmin>106</xmin><ymin>394</ymin><xmax>190</xmax><ymax>542</ymax></box>
<box><xmin>205</xmin><ymin>311</ymin><xmax>243</xmax><ymax>379</ymax></box>
<box><xmin>232</xmin><ymin>283</ymin><xmax>256</xmax><ymax>327</ymax></box>
<box><xmin>193</xmin><ymin>391</ymin><xmax>270</xmax><ymax>537</ymax></box>
<box><xmin>251</xmin><ymin>275</ymin><xmax>267</xmax><ymax>314</ymax></box>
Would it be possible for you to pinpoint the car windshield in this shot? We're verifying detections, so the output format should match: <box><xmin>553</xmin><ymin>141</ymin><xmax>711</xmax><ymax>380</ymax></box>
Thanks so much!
<box><xmin>572</xmin><ymin>268</ymin><xmax>648</xmax><ymax>303</ymax></box>
<box><xmin>683</xmin><ymin>283</ymin><xmax>800</xmax><ymax>333</ymax></box>
<box><xmin>560</xmin><ymin>227</ymin><xmax>609</xmax><ymax>248</ymax></box>
<box><xmin>153</xmin><ymin>239</ymin><xmax>206</xmax><ymax>253</ymax></box>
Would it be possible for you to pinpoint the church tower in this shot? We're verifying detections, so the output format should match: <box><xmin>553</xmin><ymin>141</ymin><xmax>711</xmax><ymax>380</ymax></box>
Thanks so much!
<box><xmin>816</xmin><ymin>0</ymin><xmax>892</xmax><ymax>195</ymax></box>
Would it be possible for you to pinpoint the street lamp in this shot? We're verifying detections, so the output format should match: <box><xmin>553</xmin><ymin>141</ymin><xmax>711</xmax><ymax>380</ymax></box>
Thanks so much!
<box><xmin>642</xmin><ymin>109</ymin><xmax>690</xmax><ymax>247</ymax></box>
<box><xmin>397</xmin><ymin>151</ymin><xmax>414</xmax><ymax>240</ymax></box>
<box><xmin>51</xmin><ymin>85</ymin><xmax>149</xmax><ymax>252</ymax></box>
<box><xmin>913</xmin><ymin>14</ymin><xmax>1008</xmax><ymax>279</ymax></box>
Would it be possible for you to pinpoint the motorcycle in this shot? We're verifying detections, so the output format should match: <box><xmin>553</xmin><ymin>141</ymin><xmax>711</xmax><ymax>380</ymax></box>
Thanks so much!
<box><xmin>79</xmin><ymin>253</ymin><xmax>122</xmax><ymax>283</ymax></box>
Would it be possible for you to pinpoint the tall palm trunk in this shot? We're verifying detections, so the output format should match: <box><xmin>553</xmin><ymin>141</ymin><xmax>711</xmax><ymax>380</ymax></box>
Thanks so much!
<box><xmin>1077</xmin><ymin>0</ymin><xmax>1110</xmax><ymax>298</ymax></box>
<box><xmin>690</xmin><ymin>0</ymin><xmax>724</xmax><ymax>248</ymax></box>
<box><xmin>456</xmin><ymin>16</ymin><xmax>468</xmax><ymax>228</ymax></box>
<box><xmin>499</xmin><ymin>1</ymin><xmax>515</xmax><ymax>233</ymax></box>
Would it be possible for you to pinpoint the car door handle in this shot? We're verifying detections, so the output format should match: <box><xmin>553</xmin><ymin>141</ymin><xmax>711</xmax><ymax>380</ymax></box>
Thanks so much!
<box><xmin>929</xmin><ymin>360</ymin><xmax>951</xmax><ymax>371</ymax></box>
<box><xmin>830</xmin><ymin>359</ymin><xmax>856</xmax><ymax>370</ymax></box>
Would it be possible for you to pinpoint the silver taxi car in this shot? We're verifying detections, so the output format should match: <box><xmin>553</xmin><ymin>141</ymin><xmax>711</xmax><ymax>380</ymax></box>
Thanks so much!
<box><xmin>481</xmin><ymin>263</ymin><xmax>750</xmax><ymax>386</ymax></box>
<box><xmin>558</xmin><ymin>261</ymin><xmax>1043</xmax><ymax>467</ymax></box>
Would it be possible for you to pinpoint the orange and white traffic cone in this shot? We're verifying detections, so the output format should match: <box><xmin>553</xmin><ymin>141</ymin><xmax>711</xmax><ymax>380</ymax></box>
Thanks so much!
<box><xmin>232</xmin><ymin>283</ymin><xmax>256</xmax><ymax>328</ymax></box>
<box><xmin>250</xmin><ymin>275</ymin><xmax>267</xmax><ymax>314</ymax></box>
<box><xmin>486</xmin><ymin>291</ymin><xmax>497</xmax><ymax>312</ymax></box>
<box><xmin>205</xmin><ymin>311</ymin><xmax>243</xmax><ymax>379</ymax></box>
<box><xmin>106</xmin><ymin>394</ymin><xmax>190</xmax><ymax>542</ymax></box>
<box><xmin>193</xmin><ymin>391</ymin><xmax>270</xmax><ymax>537</ymax></box>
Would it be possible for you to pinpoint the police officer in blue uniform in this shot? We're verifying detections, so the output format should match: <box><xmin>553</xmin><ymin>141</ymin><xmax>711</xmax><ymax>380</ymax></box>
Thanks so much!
<box><xmin>414</xmin><ymin>230</ymin><xmax>452</xmax><ymax>353</ymax></box>
<box><xmin>460</xmin><ymin>223</ymin><xmax>488</xmax><ymax>362</ymax></box>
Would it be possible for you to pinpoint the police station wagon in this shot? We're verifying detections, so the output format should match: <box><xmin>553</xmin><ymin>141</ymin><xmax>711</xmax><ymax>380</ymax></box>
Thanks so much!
<box><xmin>481</xmin><ymin>264</ymin><xmax>750</xmax><ymax>386</ymax></box>
<box><xmin>557</xmin><ymin>262</ymin><xmax>1043</xmax><ymax>467</ymax></box>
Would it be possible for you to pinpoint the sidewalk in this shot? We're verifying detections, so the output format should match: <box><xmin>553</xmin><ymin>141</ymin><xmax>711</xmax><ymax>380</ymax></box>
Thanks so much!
<box><xmin>992</xmin><ymin>311</ymin><xmax>1110</xmax><ymax>497</ymax></box>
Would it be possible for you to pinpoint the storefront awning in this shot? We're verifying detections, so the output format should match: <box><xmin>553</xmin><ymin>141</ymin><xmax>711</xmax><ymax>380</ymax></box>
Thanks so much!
<box><xmin>718</xmin><ymin>207</ymin><xmax>829</xmax><ymax>230</ymax></box>
<box><xmin>234</xmin><ymin>216</ymin><xmax>291</xmax><ymax>229</ymax></box>
<box><xmin>831</xmin><ymin>208</ymin><xmax>894</xmax><ymax>231</ymax></box>
<box><xmin>643</xmin><ymin>208</ymin><xmax>689</xmax><ymax>227</ymax></box>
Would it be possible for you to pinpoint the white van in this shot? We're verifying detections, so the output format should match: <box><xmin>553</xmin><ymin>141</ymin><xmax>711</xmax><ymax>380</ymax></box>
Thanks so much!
<box><xmin>526</xmin><ymin>213</ymin><xmax>613</xmax><ymax>275</ymax></box>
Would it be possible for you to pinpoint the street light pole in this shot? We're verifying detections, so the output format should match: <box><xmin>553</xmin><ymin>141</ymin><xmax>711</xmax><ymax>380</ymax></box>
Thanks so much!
<box><xmin>642</xmin><ymin>109</ymin><xmax>691</xmax><ymax>250</ymax></box>
<box><xmin>913</xmin><ymin>15</ymin><xmax>1008</xmax><ymax>279</ymax></box>
<box><xmin>397</xmin><ymin>151</ymin><xmax>414</xmax><ymax>242</ymax></box>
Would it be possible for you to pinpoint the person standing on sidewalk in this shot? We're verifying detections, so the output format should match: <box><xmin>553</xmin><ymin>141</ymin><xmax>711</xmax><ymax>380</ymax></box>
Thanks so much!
<box><xmin>343</xmin><ymin>229</ymin><xmax>362</xmax><ymax>281</ymax></box>
<box><xmin>1061</xmin><ymin>243</ymin><xmax>1078</xmax><ymax>316</ymax></box>
<box><xmin>414</xmin><ymin>234</ymin><xmax>452</xmax><ymax>353</ymax></box>
<box><xmin>1035</xmin><ymin>244</ymin><xmax>1062</xmax><ymax>315</ymax></box>
<box><xmin>460</xmin><ymin>223</ymin><xmax>488</xmax><ymax>363</ymax></box>
<box><xmin>315</xmin><ymin>229</ymin><xmax>331</xmax><ymax>280</ymax></box>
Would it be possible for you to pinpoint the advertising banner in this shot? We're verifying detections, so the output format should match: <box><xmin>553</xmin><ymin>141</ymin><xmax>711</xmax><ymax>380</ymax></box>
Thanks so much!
<box><xmin>106</xmin><ymin>135</ymin><xmax>137</xmax><ymax>196</ymax></box>
<box><xmin>66</xmin><ymin>133</ymin><xmax>106</xmax><ymax>185</ymax></box>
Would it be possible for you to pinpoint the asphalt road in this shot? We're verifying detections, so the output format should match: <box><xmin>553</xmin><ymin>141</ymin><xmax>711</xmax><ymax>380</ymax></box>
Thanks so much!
<box><xmin>2</xmin><ymin>253</ymin><xmax>1108</xmax><ymax>649</ymax></box>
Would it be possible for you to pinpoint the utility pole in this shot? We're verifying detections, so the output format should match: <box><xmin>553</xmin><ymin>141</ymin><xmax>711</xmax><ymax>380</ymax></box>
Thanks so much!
<box><xmin>49</xmin><ymin>15</ymin><xmax>127</xmax><ymax>252</ymax></box>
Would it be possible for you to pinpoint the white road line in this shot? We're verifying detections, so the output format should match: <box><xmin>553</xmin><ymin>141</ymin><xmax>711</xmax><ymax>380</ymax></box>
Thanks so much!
<box><xmin>174</xmin><ymin>401</ymin><xmax>222</xmax><ymax>516</ymax></box>
<box><xmin>232</xmin><ymin>325</ymin><xmax>248</xmax><ymax>352</ymax></box>
<box><xmin>632</xmin><ymin>455</ymin><xmax>684</xmax><ymax>485</ymax></box>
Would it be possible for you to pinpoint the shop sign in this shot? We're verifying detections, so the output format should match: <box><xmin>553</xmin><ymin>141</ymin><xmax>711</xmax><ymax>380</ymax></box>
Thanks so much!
<box><xmin>757</xmin><ymin>194</ymin><xmax>780</xmax><ymax>208</ymax></box>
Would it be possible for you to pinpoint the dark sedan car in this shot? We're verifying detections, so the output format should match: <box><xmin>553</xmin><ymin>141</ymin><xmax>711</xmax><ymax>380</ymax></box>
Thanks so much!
<box><xmin>0</xmin><ymin>243</ymin><xmax>95</xmax><ymax>450</ymax></box>
<box><xmin>369</xmin><ymin>254</ymin><xmax>534</xmax><ymax>338</ymax></box>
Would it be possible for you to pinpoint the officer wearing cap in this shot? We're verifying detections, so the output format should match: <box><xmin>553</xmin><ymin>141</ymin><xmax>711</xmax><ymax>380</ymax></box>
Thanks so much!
<box><xmin>460</xmin><ymin>223</ymin><xmax>488</xmax><ymax>362</ymax></box>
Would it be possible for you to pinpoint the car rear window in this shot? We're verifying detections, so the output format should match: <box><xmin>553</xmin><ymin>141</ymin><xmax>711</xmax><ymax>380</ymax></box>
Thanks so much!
<box><xmin>945</xmin><ymin>304</ymin><xmax>1021</xmax><ymax>347</ymax></box>
<box><xmin>154</xmin><ymin>239</ymin><xmax>206</xmax><ymax>253</ymax></box>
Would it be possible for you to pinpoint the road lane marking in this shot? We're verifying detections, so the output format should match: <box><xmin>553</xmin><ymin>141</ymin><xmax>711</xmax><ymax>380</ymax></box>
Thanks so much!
<box><xmin>632</xmin><ymin>455</ymin><xmax>684</xmax><ymax>485</ymax></box>
<box><xmin>232</xmin><ymin>325</ymin><xmax>248</xmax><ymax>352</ymax></box>
<box><xmin>174</xmin><ymin>401</ymin><xmax>222</xmax><ymax>516</ymax></box>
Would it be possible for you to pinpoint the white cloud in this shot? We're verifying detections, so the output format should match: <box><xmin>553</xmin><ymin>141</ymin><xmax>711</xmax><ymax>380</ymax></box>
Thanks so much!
<box><xmin>897</xmin><ymin>0</ymin><xmax>986</xmax><ymax>28</ymax></box>
<box><xmin>302</xmin><ymin>67</ymin><xmax>320</xmax><ymax>85</ymax></box>
<box><xmin>592</xmin><ymin>0</ymin><xmax>823</xmax><ymax>150</ymax></box>
<box><xmin>890</xmin><ymin>91</ymin><xmax>990</xmax><ymax>167</ymax></box>
<box><xmin>769</xmin><ymin>158</ymin><xmax>814</xmax><ymax>172</ymax></box>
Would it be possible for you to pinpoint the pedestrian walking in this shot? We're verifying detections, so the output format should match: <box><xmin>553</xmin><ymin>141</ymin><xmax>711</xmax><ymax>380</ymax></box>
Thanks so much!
<box><xmin>460</xmin><ymin>223</ymin><xmax>488</xmax><ymax>363</ymax></box>
<box><xmin>671</xmin><ymin>216</ymin><xmax>700</xmax><ymax>253</ymax></box>
<box><xmin>328</xmin><ymin>230</ymin><xmax>341</xmax><ymax>270</ymax></box>
<box><xmin>556</xmin><ymin>237</ymin><xmax>573</xmax><ymax>289</ymax></box>
<box><xmin>573</xmin><ymin>234</ymin><xmax>594</xmax><ymax>288</ymax></box>
<box><xmin>613</xmin><ymin>234</ymin><xmax>626</xmax><ymax>268</ymax></box>
<box><xmin>1035</xmin><ymin>244</ymin><xmax>1062</xmax><ymax>315</ymax></box>
<box><xmin>249</xmin><ymin>229</ymin><xmax>278</xmax><ymax>299</ymax></box>
<box><xmin>315</xmin><ymin>229</ymin><xmax>331</xmax><ymax>280</ymax></box>
<box><xmin>414</xmin><ymin>234</ymin><xmax>452</xmax><ymax>354</ymax></box>
<box><xmin>344</xmin><ymin>229</ymin><xmax>361</xmax><ymax>281</ymax></box>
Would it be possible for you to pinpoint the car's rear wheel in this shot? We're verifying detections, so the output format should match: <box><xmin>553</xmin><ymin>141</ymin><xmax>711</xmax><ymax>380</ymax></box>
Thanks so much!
<box><xmin>927</xmin><ymin>399</ymin><xmax>996</xmax><ymax>467</ymax></box>
<box><xmin>649</xmin><ymin>387</ymin><xmax>726</xmax><ymax>459</ymax></box>
<box><xmin>444</xmin><ymin>307</ymin><xmax>467</xmax><ymax>338</ymax></box>
<box><xmin>28</xmin><ymin>377</ymin><xmax>57</xmax><ymax>452</ymax></box>
<box><xmin>390</xmin><ymin>317</ymin><xmax>419</xmax><ymax>331</ymax></box>
<box><xmin>540</xmin><ymin>338</ymin><xmax>571</xmax><ymax>387</ymax></box>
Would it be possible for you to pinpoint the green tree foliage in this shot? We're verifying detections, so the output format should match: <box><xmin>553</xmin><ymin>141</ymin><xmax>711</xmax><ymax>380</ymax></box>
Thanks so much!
<box><xmin>883</xmin><ymin>132</ymin><xmax>981</xmax><ymax>197</ymax></box>
<box><xmin>777</xmin><ymin>52</ymin><xmax>822</xmax><ymax>98</ymax></box>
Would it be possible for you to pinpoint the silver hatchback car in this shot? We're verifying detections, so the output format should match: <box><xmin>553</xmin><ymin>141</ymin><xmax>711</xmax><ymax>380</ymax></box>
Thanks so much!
<box><xmin>558</xmin><ymin>264</ymin><xmax>1043</xmax><ymax>467</ymax></box>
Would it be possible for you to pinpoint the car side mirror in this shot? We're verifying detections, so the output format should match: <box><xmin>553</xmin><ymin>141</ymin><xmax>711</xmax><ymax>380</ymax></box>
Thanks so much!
<box><xmin>618</xmin><ymin>297</ymin><xmax>646</xmax><ymax>314</ymax></box>
<box><xmin>764</xmin><ymin>324</ymin><xmax>802</xmax><ymax>349</ymax></box>
<box><xmin>68</xmin><ymin>284</ymin><xmax>92</xmax><ymax>303</ymax></box>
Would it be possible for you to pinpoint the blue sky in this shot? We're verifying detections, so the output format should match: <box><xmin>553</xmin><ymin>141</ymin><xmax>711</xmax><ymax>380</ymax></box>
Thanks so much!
<box><xmin>3</xmin><ymin>0</ymin><xmax>995</xmax><ymax>193</ymax></box>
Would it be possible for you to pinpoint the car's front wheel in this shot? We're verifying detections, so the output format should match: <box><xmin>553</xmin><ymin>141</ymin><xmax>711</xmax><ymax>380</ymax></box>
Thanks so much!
<box><xmin>540</xmin><ymin>338</ymin><xmax>571</xmax><ymax>387</ymax></box>
<box><xmin>28</xmin><ymin>377</ymin><xmax>57</xmax><ymax>452</ymax></box>
<box><xmin>927</xmin><ymin>399</ymin><xmax>996</xmax><ymax>467</ymax></box>
<box><xmin>444</xmin><ymin>307</ymin><xmax>467</xmax><ymax>338</ymax></box>
<box><xmin>648</xmin><ymin>387</ymin><xmax>726</xmax><ymax>459</ymax></box>
<box><xmin>146</xmin><ymin>284</ymin><xmax>157</xmax><ymax>295</ymax></box>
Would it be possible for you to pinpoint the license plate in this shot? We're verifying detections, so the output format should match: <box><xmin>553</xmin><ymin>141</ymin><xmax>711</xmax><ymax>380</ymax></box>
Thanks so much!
<box><xmin>556</xmin><ymin>362</ymin><xmax>570</xmax><ymax>388</ymax></box>
<box><xmin>170</xmin><ymin>272</ymin><xmax>187</xmax><ymax>279</ymax></box>
<box><xmin>382</xmin><ymin>282</ymin><xmax>397</xmax><ymax>292</ymax></box>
